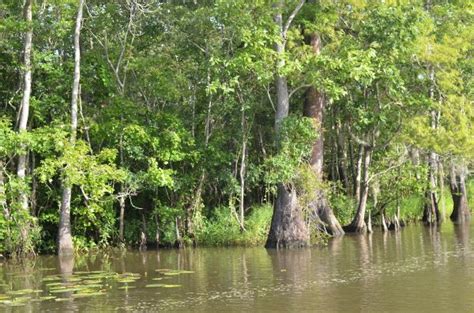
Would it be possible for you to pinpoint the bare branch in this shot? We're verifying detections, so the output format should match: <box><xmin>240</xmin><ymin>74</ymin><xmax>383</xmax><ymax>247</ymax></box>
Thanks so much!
<box><xmin>347</xmin><ymin>126</ymin><xmax>372</xmax><ymax>148</ymax></box>
<box><xmin>282</xmin><ymin>0</ymin><xmax>305</xmax><ymax>40</ymax></box>
<box><xmin>289</xmin><ymin>84</ymin><xmax>312</xmax><ymax>100</ymax></box>
<box><xmin>265</xmin><ymin>84</ymin><xmax>276</xmax><ymax>112</ymax></box>
<box><xmin>367</xmin><ymin>154</ymin><xmax>407</xmax><ymax>184</ymax></box>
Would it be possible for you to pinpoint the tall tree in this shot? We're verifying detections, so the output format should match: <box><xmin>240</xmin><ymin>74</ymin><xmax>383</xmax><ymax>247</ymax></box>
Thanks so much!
<box><xmin>58</xmin><ymin>0</ymin><xmax>84</xmax><ymax>255</ymax></box>
<box><xmin>266</xmin><ymin>0</ymin><xmax>310</xmax><ymax>249</ymax></box>
<box><xmin>16</xmin><ymin>0</ymin><xmax>33</xmax><ymax>254</ymax></box>
<box><xmin>303</xmin><ymin>32</ymin><xmax>344</xmax><ymax>236</ymax></box>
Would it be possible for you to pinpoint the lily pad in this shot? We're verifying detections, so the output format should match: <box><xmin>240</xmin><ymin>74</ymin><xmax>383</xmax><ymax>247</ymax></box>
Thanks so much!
<box><xmin>40</xmin><ymin>296</ymin><xmax>56</xmax><ymax>301</ymax></box>
<box><xmin>54</xmin><ymin>298</ymin><xmax>72</xmax><ymax>302</ymax></box>
<box><xmin>72</xmin><ymin>291</ymin><xmax>105</xmax><ymax>298</ymax></box>
<box><xmin>6</xmin><ymin>289</ymin><xmax>35</xmax><ymax>296</ymax></box>
<box><xmin>81</xmin><ymin>279</ymin><xmax>102</xmax><ymax>285</ymax></box>
<box><xmin>49</xmin><ymin>287</ymin><xmax>84</xmax><ymax>293</ymax></box>
<box><xmin>145</xmin><ymin>284</ymin><xmax>181</xmax><ymax>288</ymax></box>
<box><xmin>43</xmin><ymin>276</ymin><xmax>62</xmax><ymax>282</ymax></box>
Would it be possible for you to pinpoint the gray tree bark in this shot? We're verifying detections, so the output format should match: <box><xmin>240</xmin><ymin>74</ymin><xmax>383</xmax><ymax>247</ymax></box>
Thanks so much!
<box><xmin>344</xmin><ymin>147</ymin><xmax>372</xmax><ymax>233</ymax></box>
<box><xmin>423</xmin><ymin>123</ymin><xmax>440</xmax><ymax>225</ymax></box>
<box><xmin>0</xmin><ymin>161</ymin><xmax>8</xmax><ymax>222</ymax></box>
<box><xmin>303</xmin><ymin>33</ymin><xmax>343</xmax><ymax>236</ymax></box>
<box><xmin>58</xmin><ymin>0</ymin><xmax>84</xmax><ymax>256</ymax></box>
<box><xmin>266</xmin><ymin>0</ymin><xmax>309</xmax><ymax>249</ymax></box>
<box><xmin>422</xmin><ymin>67</ymin><xmax>440</xmax><ymax>225</ymax></box>
<box><xmin>449</xmin><ymin>163</ymin><xmax>470</xmax><ymax>224</ymax></box>
<box><xmin>17</xmin><ymin>0</ymin><xmax>33</xmax><ymax>254</ymax></box>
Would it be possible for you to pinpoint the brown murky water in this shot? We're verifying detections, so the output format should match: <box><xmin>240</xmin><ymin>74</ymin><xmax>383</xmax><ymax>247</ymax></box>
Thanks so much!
<box><xmin>1</xmin><ymin>223</ymin><xmax>473</xmax><ymax>312</ymax></box>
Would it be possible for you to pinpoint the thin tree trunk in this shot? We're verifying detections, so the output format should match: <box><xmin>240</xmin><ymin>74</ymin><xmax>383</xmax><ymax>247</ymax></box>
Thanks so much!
<box><xmin>449</xmin><ymin>163</ymin><xmax>470</xmax><ymax>224</ymax></box>
<box><xmin>438</xmin><ymin>162</ymin><xmax>446</xmax><ymax>222</ymax></box>
<box><xmin>58</xmin><ymin>0</ymin><xmax>84</xmax><ymax>255</ymax></box>
<box><xmin>348</xmin><ymin>136</ymin><xmax>356</xmax><ymax>195</ymax></box>
<box><xmin>409</xmin><ymin>147</ymin><xmax>421</xmax><ymax>180</ymax></box>
<box><xmin>423</xmin><ymin>66</ymin><xmax>440</xmax><ymax>225</ymax></box>
<box><xmin>266</xmin><ymin>1</ymin><xmax>309</xmax><ymax>248</ymax></box>
<box><xmin>0</xmin><ymin>161</ymin><xmax>8</xmax><ymax>230</ymax></box>
<box><xmin>336</xmin><ymin>122</ymin><xmax>349</xmax><ymax>190</ymax></box>
<box><xmin>354</xmin><ymin>145</ymin><xmax>364</xmax><ymax>204</ymax></box>
<box><xmin>118</xmin><ymin>195</ymin><xmax>125</xmax><ymax>242</ymax></box>
<box><xmin>0</xmin><ymin>161</ymin><xmax>10</xmax><ymax>253</ymax></box>
<box><xmin>31</xmin><ymin>153</ymin><xmax>37</xmax><ymax>216</ymax></box>
<box><xmin>239</xmin><ymin>103</ymin><xmax>247</xmax><ymax>231</ymax></box>
<box><xmin>17</xmin><ymin>0</ymin><xmax>33</xmax><ymax>254</ymax></box>
<box><xmin>367</xmin><ymin>210</ymin><xmax>373</xmax><ymax>233</ymax></box>
<box><xmin>175</xmin><ymin>217</ymin><xmax>183</xmax><ymax>249</ymax></box>
<box><xmin>344</xmin><ymin>147</ymin><xmax>371</xmax><ymax>233</ymax></box>
<box><xmin>381</xmin><ymin>208</ymin><xmax>388</xmax><ymax>232</ymax></box>
<box><xmin>423</xmin><ymin>146</ymin><xmax>440</xmax><ymax>225</ymax></box>
<box><xmin>140</xmin><ymin>211</ymin><xmax>147</xmax><ymax>251</ymax></box>
<box><xmin>394</xmin><ymin>198</ymin><xmax>401</xmax><ymax>231</ymax></box>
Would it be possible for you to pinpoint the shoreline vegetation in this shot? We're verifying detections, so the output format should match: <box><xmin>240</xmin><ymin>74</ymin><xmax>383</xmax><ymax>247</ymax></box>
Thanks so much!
<box><xmin>0</xmin><ymin>1</ymin><xmax>472</xmax><ymax>257</ymax></box>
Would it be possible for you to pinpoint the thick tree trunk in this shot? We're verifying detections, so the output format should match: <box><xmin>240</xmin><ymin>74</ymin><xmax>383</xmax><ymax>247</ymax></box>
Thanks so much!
<box><xmin>449</xmin><ymin>164</ymin><xmax>470</xmax><ymax>223</ymax></box>
<box><xmin>266</xmin><ymin>2</ymin><xmax>309</xmax><ymax>248</ymax></box>
<box><xmin>266</xmin><ymin>184</ymin><xmax>310</xmax><ymax>248</ymax></box>
<box><xmin>303</xmin><ymin>33</ymin><xmax>343</xmax><ymax>237</ymax></box>
<box><xmin>344</xmin><ymin>147</ymin><xmax>371</xmax><ymax>233</ymax></box>
<box><xmin>58</xmin><ymin>187</ymin><xmax>74</xmax><ymax>255</ymax></box>
<box><xmin>58</xmin><ymin>0</ymin><xmax>84</xmax><ymax>255</ymax></box>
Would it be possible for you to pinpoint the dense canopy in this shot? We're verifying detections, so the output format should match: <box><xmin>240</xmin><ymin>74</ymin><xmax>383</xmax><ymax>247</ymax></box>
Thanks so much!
<box><xmin>0</xmin><ymin>0</ymin><xmax>472</xmax><ymax>256</ymax></box>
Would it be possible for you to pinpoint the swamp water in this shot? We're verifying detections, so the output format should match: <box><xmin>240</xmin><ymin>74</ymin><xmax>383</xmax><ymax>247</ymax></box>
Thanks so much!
<box><xmin>1</xmin><ymin>223</ymin><xmax>474</xmax><ymax>312</ymax></box>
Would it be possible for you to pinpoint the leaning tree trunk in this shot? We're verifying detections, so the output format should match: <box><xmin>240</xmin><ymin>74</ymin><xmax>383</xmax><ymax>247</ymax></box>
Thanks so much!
<box><xmin>344</xmin><ymin>147</ymin><xmax>371</xmax><ymax>233</ymax></box>
<box><xmin>58</xmin><ymin>0</ymin><xmax>84</xmax><ymax>255</ymax></box>
<box><xmin>422</xmin><ymin>149</ymin><xmax>440</xmax><ymax>224</ymax></box>
<box><xmin>16</xmin><ymin>0</ymin><xmax>33</xmax><ymax>254</ymax></box>
<box><xmin>303</xmin><ymin>34</ymin><xmax>343</xmax><ymax>236</ymax></box>
<box><xmin>266</xmin><ymin>1</ymin><xmax>309</xmax><ymax>248</ymax></box>
<box><xmin>449</xmin><ymin>163</ymin><xmax>470</xmax><ymax>224</ymax></box>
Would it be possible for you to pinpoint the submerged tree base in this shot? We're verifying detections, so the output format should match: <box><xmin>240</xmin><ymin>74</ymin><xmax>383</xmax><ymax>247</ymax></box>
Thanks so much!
<box><xmin>342</xmin><ymin>222</ymin><xmax>367</xmax><ymax>234</ymax></box>
<box><xmin>265</xmin><ymin>185</ymin><xmax>310</xmax><ymax>249</ymax></box>
<box><xmin>309</xmin><ymin>191</ymin><xmax>345</xmax><ymax>237</ymax></box>
<box><xmin>265</xmin><ymin>239</ymin><xmax>309</xmax><ymax>249</ymax></box>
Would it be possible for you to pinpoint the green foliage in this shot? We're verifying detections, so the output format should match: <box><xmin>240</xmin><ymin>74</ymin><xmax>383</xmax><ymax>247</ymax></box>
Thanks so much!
<box><xmin>328</xmin><ymin>182</ymin><xmax>356</xmax><ymax>226</ymax></box>
<box><xmin>196</xmin><ymin>204</ymin><xmax>273</xmax><ymax>247</ymax></box>
<box><xmin>0</xmin><ymin>0</ymin><xmax>472</xmax><ymax>254</ymax></box>
<box><xmin>261</xmin><ymin>116</ymin><xmax>317</xmax><ymax>188</ymax></box>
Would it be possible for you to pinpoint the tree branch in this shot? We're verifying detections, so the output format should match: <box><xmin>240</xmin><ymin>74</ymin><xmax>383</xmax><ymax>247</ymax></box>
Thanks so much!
<box><xmin>282</xmin><ymin>0</ymin><xmax>305</xmax><ymax>41</ymax></box>
<box><xmin>289</xmin><ymin>84</ymin><xmax>312</xmax><ymax>100</ymax></box>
